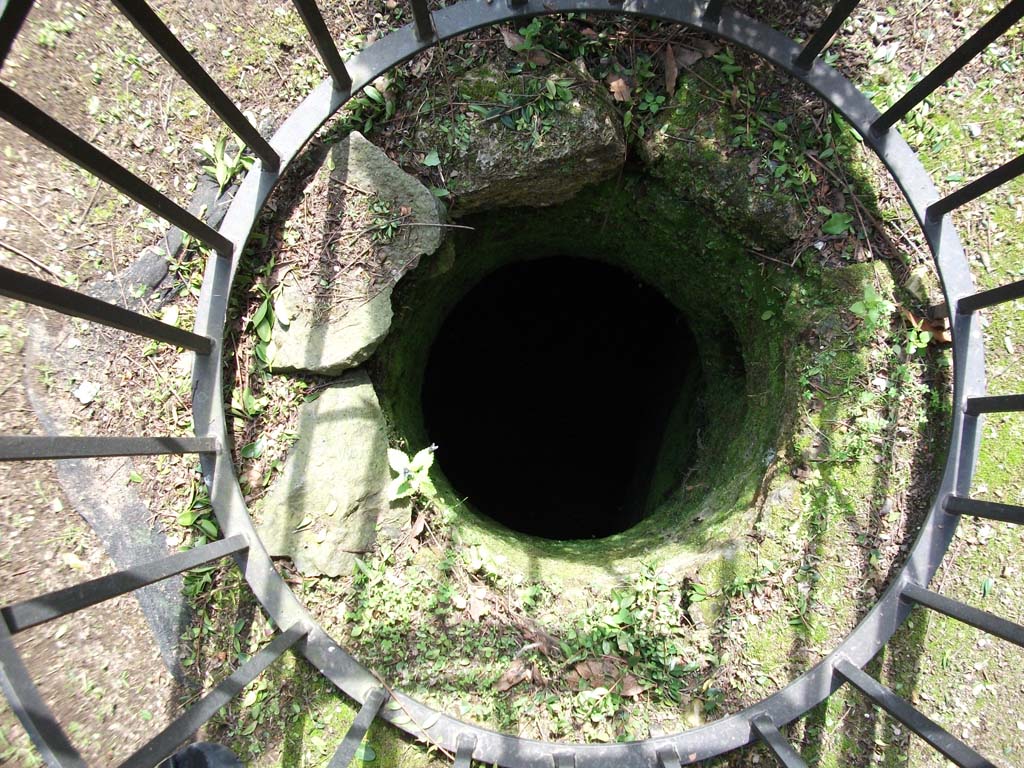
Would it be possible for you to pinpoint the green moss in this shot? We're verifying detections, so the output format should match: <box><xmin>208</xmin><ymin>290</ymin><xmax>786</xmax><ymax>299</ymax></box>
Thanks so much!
<box><xmin>373</xmin><ymin>171</ymin><xmax>801</xmax><ymax>595</ymax></box>
<box><xmin>641</xmin><ymin>63</ymin><xmax>802</xmax><ymax>251</ymax></box>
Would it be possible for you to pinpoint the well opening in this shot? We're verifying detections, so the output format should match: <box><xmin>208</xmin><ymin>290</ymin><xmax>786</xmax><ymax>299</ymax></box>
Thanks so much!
<box><xmin>422</xmin><ymin>256</ymin><xmax>705</xmax><ymax>540</ymax></box>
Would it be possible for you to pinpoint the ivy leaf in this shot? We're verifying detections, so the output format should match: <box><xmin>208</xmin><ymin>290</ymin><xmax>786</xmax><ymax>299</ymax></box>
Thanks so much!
<box><xmin>354</xmin><ymin>743</ymin><xmax>376</xmax><ymax>762</ymax></box>
<box><xmin>410</xmin><ymin>446</ymin><xmax>435</xmax><ymax>472</ymax></box>
<box><xmin>387</xmin><ymin>477</ymin><xmax>413</xmax><ymax>500</ymax></box>
<box><xmin>241</xmin><ymin>439</ymin><xmax>264</xmax><ymax>459</ymax></box>
<box><xmin>822</xmin><ymin>211</ymin><xmax>854</xmax><ymax>235</ymax></box>
<box><xmin>422</xmin><ymin>149</ymin><xmax>441</xmax><ymax>167</ymax></box>
<box><xmin>387</xmin><ymin>448</ymin><xmax>410</xmax><ymax>473</ymax></box>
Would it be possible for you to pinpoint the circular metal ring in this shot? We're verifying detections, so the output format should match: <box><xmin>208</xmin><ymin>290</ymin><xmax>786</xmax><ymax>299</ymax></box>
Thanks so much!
<box><xmin>191</xmin><ymin>1</ymin><xmax>985</xmax><ymax>765</ymax></box>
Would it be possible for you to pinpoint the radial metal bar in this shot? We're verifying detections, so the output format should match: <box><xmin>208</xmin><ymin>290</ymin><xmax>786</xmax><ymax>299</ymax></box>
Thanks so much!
<box><xmin>290</xmin><ymin>0</ymin><xmax>351</xmax><ymax>90</ymax></box>
<box><xmin>0</xmin><ymin>265</ymin><xmax>214</xmax><ymax>353</ymax></box>
<box><xmin>751</xmin><ymin>715</ymin><xmax>808</xmax><ymax>768</ymax></box>
<box><xmin>0</xmin><ymin>435</ymin><xmax>218</xmax><ymax>462</ymax></box>
<box><xmin>554</xmin><ymin>754</ymin><xmax>576</xmax><ymax>767</ymax></box>
<box><xmin>944</xmin><ymin>494</ymin><xmax>1024</xmax><ymax>524</ymax></box>
<box><xmin>0</xmin><ymin>0</ymin><xmax>33</xmax><ymax>67</ymax></box>
<box><xmin>656</xmin><ymin>746</ymin><xmax>681</xmax><ymax>767</ymax></box>
<box><xmin>410</xmin><ymin>0</ymin><xmax>435</xmax><ymax>41</ymax></box>
<box><xmin>902</xmin><ymin>584</ymin><xmax>1024</xmax><ymax>648</ymax></box>
<box><xmin>704</xmin><ymin>0</ymin><xmax>724</xmax><ymax>24</ymax></box>
<box><xmin>2</xmin><ymin>536</ymin><xmax>248</xmax><ymax>634</ymax></box>
<box><xmin>453</xmin><ymin>734</ymin><xmax>477</xmax><ymax>768</ymax></box>
<box><xmin>873</xmin><ymin>0</ymin><xmax>1024</xmax><ymax>134</ymax></box>
<box><xmin>110</xmin><ymin>0</ymin><xmax>278</xmax><ymax>171</ymax></box>
<box><xmin>964</xmin><ymin>394</ymin><xmax>1024</xmax><ymax>415</ymax></box>
<box><xmin>327</xmin><ymin>687</ymin><xmax>387</xmax><ymax>768</ymax></box>
<box><xmin>929</xmin><ymin>153</ymin><xmax>1024</xmax><ymax>221</ymax></box>
<box><xmin>119</xmin><ymin>624</ymin><xmax>307</xmax><ymax>768</ymax></box>
<box><xmin>0</xmin><ymin>618</ymin><xmax>87</xmax><ymax>768</ymax></box>
<box><xmin>958</xmin><ymin>277</ymin><xmax>1024</xmax><ymax>314</ymax></box>
<box><xmin>835</xmin><ymin>660</ymin><xmax>995</xmax><ymax>768</ymax></box>
<box><xmin>794</xmin><ymin>0</ymin><xmax>860</xmax><ymax>71</ymax></box>
<box><xmin>0</xmin><ymin>85</ymin><xmax>231</xmax><ymax>255</ymax></box>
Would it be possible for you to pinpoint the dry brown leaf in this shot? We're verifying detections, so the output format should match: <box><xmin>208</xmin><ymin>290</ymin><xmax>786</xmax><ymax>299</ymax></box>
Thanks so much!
<box><xmin>522</xmin><ymin>621</ymin><xmax>559</xmax><ymax>657</ymax></box>
<box><xmin>500</xmin><ymin>27</ymin><xmax>551</xmax><ymax>66</ymax></box>
<box><xmin>606</xmin><ymin>74</ymin><xmax>632</xmax><ymax>103</ymax></box>
<box><xmin>580</xmin><ymin>27</ymin><xmax>598</xmax><ymax>39</ymax></box>
<box><xmin>468</xmin><ymin>593</ymin><xmax>489</xmax><ymax>621</ymax></box>
<box><xmin>692</xmin><ymin>39</ymin><xmax>720</xmax><ymax>57</ymax></box>
<box><xmin>500</xmin><ymin>27</ymin><xmax>526</xmax><ymax>50</ymax></box>
<box><xmin>676</xmin><ymin>46</ymin><xmax>703</xmax><ymax>68</ymax></box>
<box><xmin>410</xmin><ymin>49</ymin><xmax>434</xmax><ymax>78</ymax></box>
<box><xmin>899</xmin><ymin>307</ymin><xmax>951</xmax><ymax>344</ymax></box>
<box><xmin>619</xmin><ymin>674</ymin><xmax>646</xmax><ymax>697</ymax></box>
<box><xmin>575</xmin><ymin>659</ymin><xmax>604</xmax><ymax>683</ymax></box>
<box><xmin>409</xmin><ymin>513</ymin><xmax>426</xmax><ymax>539</ymax></box>
<box><xmin>531</xmin><ymin>666</ymin><xmax>547</xmax><ymax>686</ymax></box>
<box><xmin>664</xmin><ymin>44</ymin><xmax>679</xmax><ymax>97</ymax></box>
<box><xmin>527</xmin><ymin>49</ymin><xmax>551</xmax><ymax>67</ymax></box>
<box><xmin>575</xmin><ymin>657</ymin><xmax>626</xmax><ymax>687</ymax></box>
<box><xmin>496</xmin><ymin>659</ymin><xmax>533</xmax><ymax>692</ymax></box>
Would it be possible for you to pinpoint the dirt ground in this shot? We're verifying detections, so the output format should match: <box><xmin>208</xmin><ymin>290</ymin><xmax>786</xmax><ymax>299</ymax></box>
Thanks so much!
<box><xmin>1</xmin><ymin>0</ymin><xmax>1022</xmax><ymax>766</ymax></box>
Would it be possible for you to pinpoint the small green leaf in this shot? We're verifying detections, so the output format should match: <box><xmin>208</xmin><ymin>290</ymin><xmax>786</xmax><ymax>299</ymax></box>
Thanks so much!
<box><xmin>241</xmin><ymin>439</ymin><xmax>264</xmax><ymax>459</ymax></box>
<box><xmin>410</xmin><ymin>446</ymin><xmax>435</xmax><ymax>472</ymax></box>
<box><xmin>197</xmin><ymin>518</ymin><xmax>219</xmax><ymax>538</ymax></box>
<box><xmin>822</xmin><ymin>212</ymin><xmax>854</xmax><ymax>235</ymax></box>
<box><xmin>387</xmin><ymin>477</ymin><xmax>413</xmax><ymax>500</ymax></box>
<box><xmin>128</xmin><ymin>471</ymin><xmax>143</xmax><ymax>483</ymax></box>
<box><xmin>252</xmin><ymin>299</ymin><xmax>269</xmax><ymax>328</ymax></box>
<box><xmin>388</xmin><ymin>448</ymin><xmax>410</xmax><ymax>473</ymax></box>
<box><xmin>177</xmin><ymin>509</ymin><xmax>199</xmax><ymax>526</ymax></box>
<box><xmin>422</xmin><ymin>149</ymin><xmax>441</xmax><ymax>167</ymax></box>
<box><xmin>354</xmin><ymin>743</ymin><xmax>376</xmax><ymax>762</ymax></box>
<box><xmin>363</xmin><ymin>85</ymin><xmax>384</xmax><ymax>104</ymax></box>
<box><xmin>430</xmin><ymin>187</ymin><xmax>450</xmax><ymax>198</ymax></box>
<box><xmin>981</xmin><ymin>577</ymin><xmax>994</xmax><ymax>599</ymax></box>
<box><xmin>761</xmin><ymin>310</ymin><xmax>775</xmax><ymax>321</ymax></box>
<box><xmin>254</xmin><ymin>341</ymin><xmax>269</xmax><ymax>364</ymax></box>
<box><xmin>243</xmin><ymin>387</ymin><xmax>261</xmax><ymax>417</ymax></box>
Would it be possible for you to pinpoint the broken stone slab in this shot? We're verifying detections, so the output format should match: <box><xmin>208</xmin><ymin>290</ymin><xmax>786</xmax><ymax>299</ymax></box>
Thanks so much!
<box><xmin>271</xmin><ymin>280</ymin><xmax>395</xmax><ymax>376</ymax></box>
<box><xmin>254</xmin><ymin>370</ymin><xmax>399</xmax><ymax>577</ymax></box>
<box><xmin>421</xmin><ymin>66</ymin><xmax>626</xmax><ymax>215</ymax></box>
<box><xmin>267</xmin><ymin>131</ymin><xmax>445</xmax><ymax>376</ymax></box>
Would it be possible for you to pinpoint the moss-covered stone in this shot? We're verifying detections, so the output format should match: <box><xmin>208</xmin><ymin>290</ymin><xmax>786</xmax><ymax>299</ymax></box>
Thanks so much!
<box><xmin>641</xmin><ymin>64</ymin><xmax>802</xmax><ymax>251</ymax></box>
<box><xmin>419</xmin><ymin>65</ymin><xmax>626</xmax><ymax>215</ymax></box>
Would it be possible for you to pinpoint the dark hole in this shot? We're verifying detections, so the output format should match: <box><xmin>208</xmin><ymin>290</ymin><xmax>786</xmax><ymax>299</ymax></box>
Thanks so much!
<box><xmin>422</xmin><ymin>256</ymin><xmax>702</xmax><ymax>540</ymax></box>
